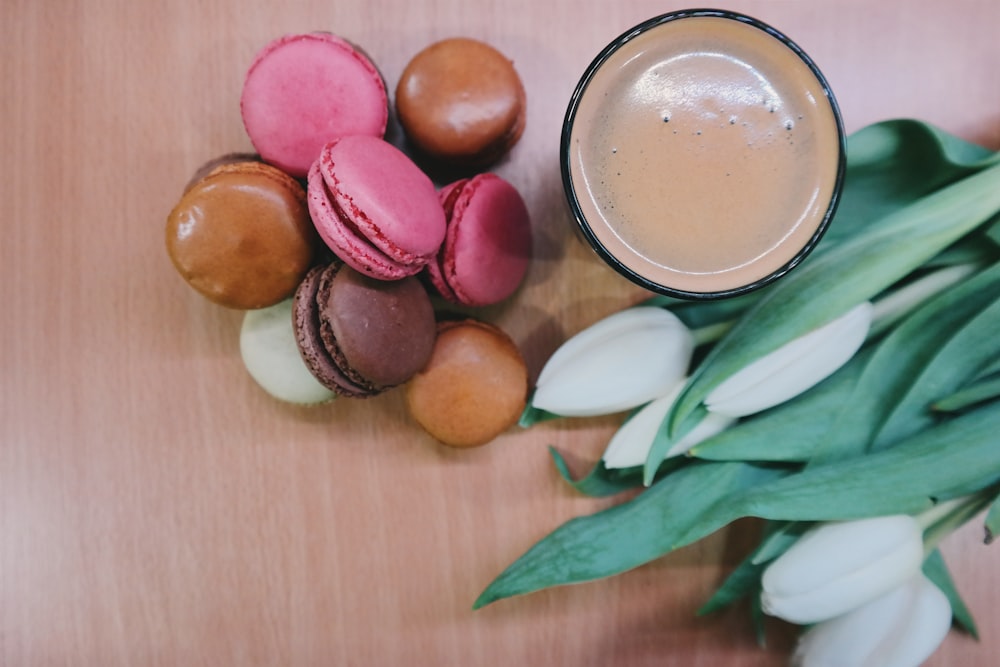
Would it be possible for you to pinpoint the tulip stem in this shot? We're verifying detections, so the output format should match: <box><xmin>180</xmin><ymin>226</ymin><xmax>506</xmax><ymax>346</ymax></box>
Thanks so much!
<box><xmin>917</xmin><ymin>488</ymin><xmax>999</xmax><ymax>555</ymax></box>
<box><xmin>869</xmin><ymin>263</ymin><xmax>981</xmax><ymax>337</ymax></box>
<box><xmin>692</xmin><ymin>321</ymin><xmax>736</xmax><ymax>347</ymax></box>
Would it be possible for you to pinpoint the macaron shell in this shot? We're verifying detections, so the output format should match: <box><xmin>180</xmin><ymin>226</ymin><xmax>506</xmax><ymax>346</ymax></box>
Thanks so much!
<box><xmin>405</xmin><ymin>319</ymin><xmax>528</xmax><ymax>448</ymax></box>
<box><xmin>323</xmin><ymin>266</ymin><xmax>437</xmax><ymax>389</ymax></box>
<box><xmin>430</xmin><ymin>174</ymin><xmax>532</xmax><ymax>306</ymax></box>
<box><xmin>307</xmin><ymin>158</ymin><xmax>413</xmax><ymax>280</ymax></box>
<box><xmin>240</xmin><ymin>33</ymin><xmax>388</xmax><ymax>178</ymax></box>
<box><xmin>240</xmin><ymin>298</ymin><xmax>337</xmax><ymax>404</ymax></box>
<box><xmin>166</xmin><ymin>162</ymin><xmax>317</xmax><ymax>310</ymax></box>
<box><xmin>308</xmin><ymin>136</ymin><xmax>446</xmax><ymax>279</ymax></box>
<box><xmin>291</xmin><ymin>265</ymin><xmax>374</xmax><ymax>398</ymax></box>
<box><xmin>396</xmin><ymin>37</ymin><xmax>526</xmax><ymax>167</ymax></box>
<box><xmin>183</xmin><ymin>152</ymin><xmax>260</xmax><ymax>194</ymax></box>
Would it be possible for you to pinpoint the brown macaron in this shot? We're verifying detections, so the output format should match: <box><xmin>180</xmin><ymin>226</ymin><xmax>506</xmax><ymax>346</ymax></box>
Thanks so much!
<box><xmin>292</xmin><ymin>262</ymin><xmax>437</xmax><ymax>398</ymax></box>
<box><xmin>395</xmin><ymin>38</ymin><xmax>526</xmax><ymax>169</ymax></box>
<box><xmin>166</xmin><ymin>161</ymin><xmax>318</xmax><ymax>310</ymax></box>
<box><xmin>405</xmin><ymin>319</ymin><xmax>528</xmax><ymax>448</ymax></box>
<box><xmin>181</xmin><ymin>152</ymin><xmax>261</xmax><ymax>194</ymax></box>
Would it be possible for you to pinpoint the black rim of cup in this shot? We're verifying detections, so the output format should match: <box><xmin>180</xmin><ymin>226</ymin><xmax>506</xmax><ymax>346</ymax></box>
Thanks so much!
<box><xmin>560</xmin><ymin>8</ymin><xmax>848</xmax><ymax>301</ymax></box>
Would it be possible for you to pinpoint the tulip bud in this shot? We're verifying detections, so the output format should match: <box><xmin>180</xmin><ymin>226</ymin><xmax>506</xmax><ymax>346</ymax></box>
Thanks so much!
<box><xmin>792</xmin><ymin>573</ymin><xmax>952</xmax><ymax>667</ymax></box>
<box><xmin>531</xmin><ymin>307</ymin><xmax>694</xmax><ymax>417</ymax></box>
<box><xmin>706</xmin><ymin>302</ymin><xmax>872</xmax><ymax>417</ymax></box>
<box><xmin>761</xmin><ymin>514</ymin><xmax>924</xmax><ymax>624</ymax></box>
<box><xmin>602</xmin><ymin>384</ymin><xmax>734</xmax><ymax>469</ymax></box>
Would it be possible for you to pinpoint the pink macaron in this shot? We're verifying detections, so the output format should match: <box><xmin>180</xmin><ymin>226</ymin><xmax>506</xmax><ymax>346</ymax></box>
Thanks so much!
<box><xmin>427</xmin><ymin>174</ymin><xmax>532</xmax><ymax>306</ymax></box>
<box><xmin>307</xmin><ymin>135</ymin><xmax>447</xmax><ymax>280</ymax></box>
<box><xmin>240</xmin><ymin>33</ymin><xmax>388</xmax><ymax>178</ymax></box>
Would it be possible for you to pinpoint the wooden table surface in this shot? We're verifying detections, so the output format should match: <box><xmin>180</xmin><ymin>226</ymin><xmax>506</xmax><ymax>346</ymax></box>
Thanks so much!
<box><xmin>4</xmin><ymin>1</ymin><xmax>999</xmax><ymax>665</ymax></box>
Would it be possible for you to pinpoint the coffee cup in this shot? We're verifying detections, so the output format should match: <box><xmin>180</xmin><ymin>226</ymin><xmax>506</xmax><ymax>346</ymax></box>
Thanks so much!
<box><xmin>561</xmin><ymin>9</ymin><xmax>846</xmax><ymax>299</ymax></box>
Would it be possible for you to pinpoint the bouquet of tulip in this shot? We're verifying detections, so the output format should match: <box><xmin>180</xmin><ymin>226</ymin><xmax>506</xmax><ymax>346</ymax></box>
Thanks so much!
<box><xmin>474</xmin><ymin>119</ymin><xmax>1000</xmax><ymax>667</ymax></box>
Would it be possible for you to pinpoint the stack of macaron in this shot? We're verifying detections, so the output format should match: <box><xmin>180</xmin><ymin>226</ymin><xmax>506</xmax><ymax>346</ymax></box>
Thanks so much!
<box><xmin>165</xmin><ymin>31</ymin><xmax>534</xmax><ymax>448</ymax></box>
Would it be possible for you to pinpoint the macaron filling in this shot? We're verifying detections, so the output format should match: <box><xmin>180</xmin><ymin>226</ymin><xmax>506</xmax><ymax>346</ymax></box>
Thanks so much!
<box><xmin>292</xmin><ymin>262</ymin><xmax>438</xmax><ymax>397</ymax></box>
<box><xmin>292</xmin><ymin>265</ymin><xmax>374</xmax><ymax>397</ymax></box>
<box><xmin>428</xmin><ymin>174</ymin><xmax>532</xmax><ymax>306</ymax></box>
<box><xmin>307</xmin><ymin>160</ymin><xmax>414</xmax><ymax>279</ymax></box>
<box><xmin>307</xmin><ymin>136</ymin><xmax>447</xmax><ymax>280</ymax></box>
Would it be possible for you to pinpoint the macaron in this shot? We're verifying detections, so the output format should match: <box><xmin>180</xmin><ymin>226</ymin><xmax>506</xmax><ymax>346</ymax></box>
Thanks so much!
<box><xmin>240</xmin><ymin>298</ymin><xmax>337</xmax><ymax>404</ymax></box>
<box><xmin>307</xmin><ymin>135</ymin><xmax>447</xmax><ymax>280</ymax></box>
<box><xmin>405</xmin><ymin>319</ymin><xmax>528</xmax><ymax>448</ymax></box>
<box><xmin>166</xmin><ymin>161</ymin><xmax>318</xmax><ymax>309</ymax></box>
<box><xmin>292</xmin><ymin>262</ymin><xmax>437</xmax><ymax>397</ymax></box>
<box><xmin>240</xmin><ymin>32</ymin><xmax>388</xmax><ymax>178</ymax></box>
<box><xmin>428</xmin><ymin>173</ymin><xmax>532</xmax><ymax>306</ymax></box>
<box><xmin>396</xmin><ymin>37</ymin><xmax>526</xmax><ymax>169</ymax></box>
<box><xmin>183</xmin><ymin>152</ymin><xmax>260</xmax><ymax>194</ymax></box>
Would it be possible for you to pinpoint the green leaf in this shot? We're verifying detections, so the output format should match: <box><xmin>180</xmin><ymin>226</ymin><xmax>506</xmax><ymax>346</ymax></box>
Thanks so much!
<box><xmin>642</xmin><ymin>403</ymin><xmax>709</xmax><ymax>485</ymax></box>
<box><xmin>689</xmin><ymin>348</ymin><xmax>870</xmax><ymax>463</ymax></box>
<box><xmin>548</xmin><ymin>446</ymin><xmax>645</xmax><ymax>498</ymax></box>
<box><xmin>924</xmin><ymin>233</ymin><xmax>1000</xmax><ymax>269</ymax></box>
<box><xmin>987</xmin><ymin>218</ymin><xmax>1000</xmax><ymax>246</ymax></box>
<box><xmin>923</xmin><ymin>549</ymin><xmax>979</xmax><ymax>639</ymax></box>
<box><xmin>473</xmin><ymin>461</ymin><xmax>788</xmax><ymax>608</ymax></box>
<box><xmin>519</xmin><ymin>394</ymin><xmax>563</xmax><ymax>427</ymax></box>
<box><xmin>807</xmin><ymin>262</ymin><xmax>1000</xmax><ymax>464</ymax></box>
<box><xmin>697</xmin><ymin>553</ymin><xmax>765</xmax><ymax>616</ymax></box>
<box><xmin>872</xmin><ymin>269</ymin><xmax>1000</xmax><ymax>449</ymax></box>
<box><xmin>698</xmin><ymin>521</ymin><xmax>801</xmax><ymax>615</ymax></box>
<box><xmin>750</xmin><ymin>593</ymin><xmax>768</xmax><ymax>648</ymax></box>
<box><xmin>749</xmin><ymin>522</ymin><xmax>810</xmax><ymax>564</ymax></box>
<box><xmin>672</xmin><ymin>400</ymin><xmax>1000</xmax><ymax>548</ymax></box>
<box><xmin>822</xmin><ymin>119</ymin><xmax>997</xmax><ymax>248</ymax></box>
<box><xmin>984</xmin><ymin>492</ymin><xmax>1000</xmax><ymax>544</ymax></box>
<box><xmin>932</xmin><ymin>375</ymin><xmax>1000</xmax><ymax>413</ymax></box>
<box><xmin>666</xmin><ymin>133</ymin><xmax>1000</xmax><ymax>437</ymax></box>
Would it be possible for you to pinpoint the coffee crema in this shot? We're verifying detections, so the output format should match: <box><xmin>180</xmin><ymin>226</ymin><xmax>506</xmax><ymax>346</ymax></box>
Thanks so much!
<box><xmin>563</xmin><ymin>11</ymin><xmax>844</xmax><ymax>297</ymax></box>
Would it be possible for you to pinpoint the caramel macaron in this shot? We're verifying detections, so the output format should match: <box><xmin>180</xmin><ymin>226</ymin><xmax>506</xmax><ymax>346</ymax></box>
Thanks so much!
<box><xmin>396</xmin><ymin>38</ymin><xmax>526</xmax><ymax>169</ymax></box>
<box><xmin>405</xmin><ymin>319</ymin><xmax>528</xmax><ymax>448</ymax></box>
<box><xmin>166</xmin><ymin>161</ymin><xmax>318</xmax><ymax>310</ymax></box>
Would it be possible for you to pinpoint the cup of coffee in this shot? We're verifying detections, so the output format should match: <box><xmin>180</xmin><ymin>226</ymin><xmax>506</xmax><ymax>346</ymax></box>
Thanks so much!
<box><xmin>561</xmin><ymin>9</ymin><xmax>846</xmax><ymax>299</ymax></box>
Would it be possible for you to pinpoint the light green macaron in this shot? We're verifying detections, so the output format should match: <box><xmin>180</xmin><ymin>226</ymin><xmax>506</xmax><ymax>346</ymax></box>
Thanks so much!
<box><xmin>240</xmin><ymin>298</ymin><xmax>336</xmax><ymax>404</ymax></box>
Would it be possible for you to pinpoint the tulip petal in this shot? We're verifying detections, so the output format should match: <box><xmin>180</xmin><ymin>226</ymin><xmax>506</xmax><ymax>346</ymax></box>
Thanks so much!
<box><xmin>532</xmin><ymin>307</ymin><xmax>693</xmax><ymax>417</ymax></box>
<box><xmin>706</xmin><ymin>302</ymin><xmax>872</xmax><ymax>417</ymax></box>
<box><xmin>761</xmin><ymin>515</ymin><xmax>923</xmax><ymax>624</ymax></box>
<box><xmin>602</xmin><ymin>386</ymin><xmax>734</xmax><ymax>469</ymax></box>
<box><xmin>792</xmin><ymin>574</ymin><xmax>952</xmax><ymax>667</ymax></box>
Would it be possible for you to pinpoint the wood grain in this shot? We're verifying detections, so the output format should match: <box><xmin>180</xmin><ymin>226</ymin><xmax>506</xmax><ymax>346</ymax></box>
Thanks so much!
<box><xmin>3</xmin><ymin>1</ymin><xmax>999</xmax><ymax>665</ymax></box>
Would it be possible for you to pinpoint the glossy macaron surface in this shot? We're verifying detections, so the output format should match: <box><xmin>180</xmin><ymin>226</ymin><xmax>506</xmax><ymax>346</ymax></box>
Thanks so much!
<box><xmin>166</xmin><ymin>161</ymin><xmax>317</xmax><ymax>310</ymax></box>
<box><xmin>429</xmin><ymin>174</ymin><xmax>532</xmax><ymax>306</ymax></box>
<box><xmin>396</xmin><ymin>37</ymin><xmax>526</xmax><ymax>168</ymax></box>
<box><xmin>241</xmin><ymin>33</ymin><xmax>388</xmax><ymax>178</ymax></box>
<box><xmin>307</xmin><ymin>136</ymin><xmax>447</xmax><ymax>280</ymax></box>
<box><xmin>405</xmin><ymin>319</ymin><xmax>528</xmax><ymax>448</ymax></box>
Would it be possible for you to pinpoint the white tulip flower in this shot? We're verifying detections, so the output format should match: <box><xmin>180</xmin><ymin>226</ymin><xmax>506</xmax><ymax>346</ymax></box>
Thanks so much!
<box><xmin>792</xmin><ymin>573</ymin><xmax>952</xmax><ymax>667</ymax></box>
<box><xmin>705</xmin><ymin>301</ymin><xmax>872</xmax><ymax>417</ymax></box>
<box><xmin>760</xmin><ymin>515</ymin><xmax>924</xmax><ymax>624</ymax></box>
<box><xmin>602</xmin><ymin>383</ymin><xmax>735</xmax><ymax>469</ymax></box>
<box><xmin>531</xmin><ymin>307</ymin><xmax>694</xmax><ymax>417</ymax></box>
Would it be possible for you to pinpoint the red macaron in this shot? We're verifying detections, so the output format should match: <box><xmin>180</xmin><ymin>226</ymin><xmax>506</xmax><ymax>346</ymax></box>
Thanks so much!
<box><xmin>307</xmin><ymin>135</ymin><xmax>448</xmax><ymax>281</ymax></box>
<box><xmin>240</xmin><ymin>33</ymin><xmax>389</xmax><ymax>178</ymax></box>
<box><xmin>427</xmin><ymin>173</ymin><xmax>532</xmax><ymax>306</ymax></box>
